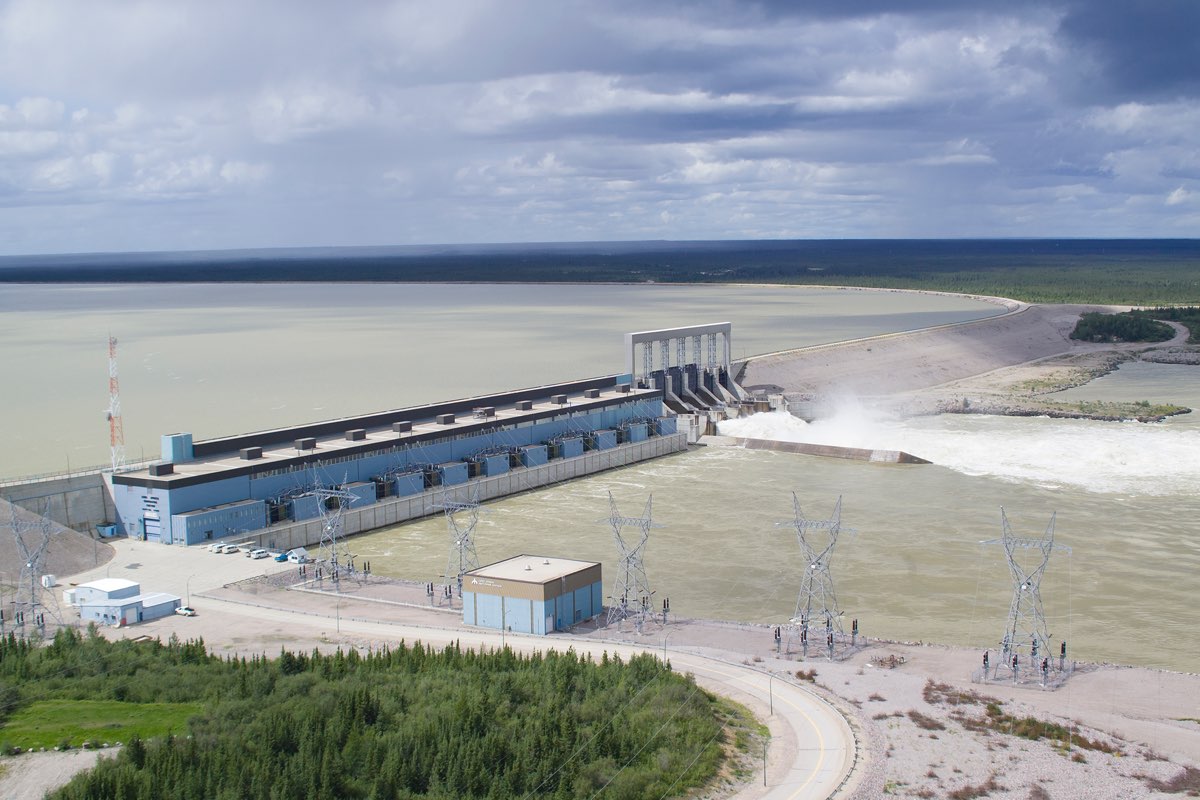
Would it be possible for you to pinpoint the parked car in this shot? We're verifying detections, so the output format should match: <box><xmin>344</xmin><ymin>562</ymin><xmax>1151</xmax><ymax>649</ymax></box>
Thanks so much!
<box><xmin>175</xmin><ymin>606</ymin><xmax>197</xmax><ymax>617</ymax></box>
<box><xmin>248</xmin><ymin>548</ymin><xmax>269</xmax><ymax>559</ymax></box>
<box><xmin>208</xmin><ymin>543</ymin><xmax>224</xmax><ymax>553</ymax></box>
<box><xmin>220</xmin><ymin>543</ymin><xmax>240</xmax><ymax>554</ymax></box>
<box><xmin>273</xmin><ymin>552</ymin><xmax>289</xmax><ymax>562</ymax></box>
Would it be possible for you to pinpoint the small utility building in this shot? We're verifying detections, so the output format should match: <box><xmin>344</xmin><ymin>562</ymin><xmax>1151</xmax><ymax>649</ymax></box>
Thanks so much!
<box><xmin>463</xmin><ymin>555</ymin><xmax>602</xmax><ymax>635</ymax></box>
<box><xmin>64</xmin><ymin>578</ymin><xmax>181</xmax><ymax>627</ymax></box>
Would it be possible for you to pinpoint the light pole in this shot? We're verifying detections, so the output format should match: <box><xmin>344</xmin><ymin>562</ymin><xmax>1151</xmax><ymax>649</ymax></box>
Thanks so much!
<box><xmin>768</xmin><ymin>672</ymin><xmax>774</xmax><ymax>716</ymax></box>
<box><xmin>185</xmin><ymin>574</ymin><xmax>195</xmax><ymax>607</ymax></box>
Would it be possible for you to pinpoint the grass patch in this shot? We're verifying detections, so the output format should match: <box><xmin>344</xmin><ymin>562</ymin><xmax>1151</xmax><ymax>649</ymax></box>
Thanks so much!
<box><xmin>923</xmin><ymin>680</ymin><xmax>996</xmax><ymax>707</ymax></box>
<box><xmin>951</xmin><ymin>701</ymin><xmax>1121</xmax><ymax>756</ymax></box>
<box><xmin>1</xmin><ymin>699</ymin><xmax>202</xmax><ymax>750</ymax></box>
<box><xmin>795</xmin><ymin>668</ymin><xmax>818</xmax><ymax>682</ymax></box>
<box><xmin>907</xmin><ymin>711</ymin><xmax>946</xmax><ymax>731</ymax></box>
<box><xmin>948</xmin><ymin>772</ymin><xmax>1004</xmax><ymax>799</ymax></box>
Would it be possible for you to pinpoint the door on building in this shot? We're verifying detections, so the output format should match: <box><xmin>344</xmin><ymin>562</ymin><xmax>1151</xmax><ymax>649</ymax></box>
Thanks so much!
<box><xmin>142</xmin><ymin>512</ymin><xmax>161</xmax><ymax>542</ymax></box>
<box><xmin>546</xmin><ymin>615</ymin><xmax>555</xmax><ymax>633</ymax></box>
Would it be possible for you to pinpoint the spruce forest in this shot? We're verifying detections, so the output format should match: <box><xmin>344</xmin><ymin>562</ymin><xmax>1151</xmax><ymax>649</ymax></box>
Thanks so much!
<box><xmin>0</xmin><ymin>628</ymin><xmax>733</xmax><ymax>800</ymax></box>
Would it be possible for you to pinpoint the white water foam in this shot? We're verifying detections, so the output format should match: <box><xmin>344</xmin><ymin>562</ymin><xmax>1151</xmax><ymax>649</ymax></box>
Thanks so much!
<box><xmin>718</xmin><ymin>408</ymin><xmax>1200</xmax><ymax>496</ymax></box>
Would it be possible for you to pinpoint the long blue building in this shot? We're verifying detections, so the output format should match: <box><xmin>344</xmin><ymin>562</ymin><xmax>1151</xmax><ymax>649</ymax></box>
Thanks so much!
<box><xmin>110</xmin><ymin>376</ymin><xmax>682</xmax><ymax>548</ymax></box>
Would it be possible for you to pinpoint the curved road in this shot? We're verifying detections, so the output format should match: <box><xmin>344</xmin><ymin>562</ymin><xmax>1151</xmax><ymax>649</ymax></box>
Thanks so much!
<box><xmin>202</xmin><ymin>592</ymin><xmax>859</xmax><ymax>799</ymax></box>
<box><xmin>63</xmin><ymin>535</ymin><xmax>860</xmax><ymax>799</ymax></box>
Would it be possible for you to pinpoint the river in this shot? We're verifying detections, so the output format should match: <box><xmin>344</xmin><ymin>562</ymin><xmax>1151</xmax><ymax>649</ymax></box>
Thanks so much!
<box><xmin>3</xmin><ymin>283</ymin><xmax>1196</xmax><ymax>671</ymax></box>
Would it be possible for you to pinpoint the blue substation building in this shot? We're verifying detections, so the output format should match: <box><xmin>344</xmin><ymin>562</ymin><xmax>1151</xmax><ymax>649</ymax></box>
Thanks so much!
<box><xmin>462</xmin><ymin>555</ymin><xmax>603</xmax><ymax>634</ymax></box>
<box><xmin>109</xmin><ymin>376</ymin><xmax>681</xmax><ymax>546</ymax></box>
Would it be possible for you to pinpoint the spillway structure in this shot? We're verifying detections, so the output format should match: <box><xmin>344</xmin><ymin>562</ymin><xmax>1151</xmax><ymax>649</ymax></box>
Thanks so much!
<box><xmin>625</xmin><ymin>322</ymin><xmax>753</xmax><ymax>439</ymax></box>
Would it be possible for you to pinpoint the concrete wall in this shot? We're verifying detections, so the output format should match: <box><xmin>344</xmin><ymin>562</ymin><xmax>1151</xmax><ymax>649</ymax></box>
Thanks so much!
<box><xmin>228</xmin><ymin>432</ymin><xmax>687</xmax><ymax>554</ymax></box>
<box><xmin>0</xmin><ymin>472</ymin><xmax>115</xmax><ymax>534</ymax></box>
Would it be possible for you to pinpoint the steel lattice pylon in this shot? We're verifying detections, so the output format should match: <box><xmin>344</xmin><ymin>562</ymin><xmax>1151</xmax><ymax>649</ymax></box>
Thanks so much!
<box><xmin>6</xmin><ymin>504</ymin><xmax>63</xmax><ymax>638</ymax></box>
<box><xmin>314</xmin><ymin>484</ymin><xmax>358</xmax><ymax>588</ymax></box>
<box><xmin>777</xmin><ymin>494</ymin><xmax>854</xmax><ymax>638</ymax></box>
<box><xmin>598</xmin><ymin>491</ymin><xmax>661</xmax><ymax>627</ymax></box>
<box><xmin>438</xmin><ymin>488</ymin><xmax>483</xmax><ymax>594</ymax></box>
<box><xmin>983</xmin><ymin>508</ymin><xmax>1070</xmax><ymax>681</ymax></box>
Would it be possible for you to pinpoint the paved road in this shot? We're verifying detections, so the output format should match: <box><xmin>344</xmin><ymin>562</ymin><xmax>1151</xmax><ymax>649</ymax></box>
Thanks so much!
<box><xmin>67</xmin><ymin>538</ymin><xmax>860</xmax><ymax>799</ymax></box>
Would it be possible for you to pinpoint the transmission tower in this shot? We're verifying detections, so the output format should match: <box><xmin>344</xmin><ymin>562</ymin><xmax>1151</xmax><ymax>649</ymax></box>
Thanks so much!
<box><xmin>313</xmin><ymin>484</ymin><xmax>358</xmax><ymax>588</ymax></box>
<box><xmin>777</xmin><ymin>494</ymin><xmax>855</xmax><ymax>644</ymax></box>
<box><xmin>982</xmin><ymin>508</ymin><xmax>1071</xmax><ymax>684</ymax></box>
<box><xmin>438</xmin><ymin>488</ymin><xmax>483</xmax><ymax>595</ymax></box>
<box><xmin>105</xmin><ymin>335</ymin><xmax>125</xmax><ymax>471</ymax></box>
<box><xmin>598</xmin><ymin>491</ymin><xmax>661</xmax><ymax>627</ymax></box>
<box><xmin>6</xmin><ymin>504</ymin><xmax>63</xmax><ymax>639</ymax></box>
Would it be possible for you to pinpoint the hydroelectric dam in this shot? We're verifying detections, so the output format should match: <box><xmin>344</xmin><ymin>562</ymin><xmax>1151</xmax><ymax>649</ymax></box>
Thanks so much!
<box><xmin>3</xmin><ymin>324</ymin><xmax>757</xmax><ymax>552</ymax></box>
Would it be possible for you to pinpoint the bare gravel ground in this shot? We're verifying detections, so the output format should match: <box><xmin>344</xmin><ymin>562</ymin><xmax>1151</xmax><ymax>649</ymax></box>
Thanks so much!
<box><xmin>6</xmin><ymin>298</ymin><xmax>1200</xmax><ymax>799</ymax></box>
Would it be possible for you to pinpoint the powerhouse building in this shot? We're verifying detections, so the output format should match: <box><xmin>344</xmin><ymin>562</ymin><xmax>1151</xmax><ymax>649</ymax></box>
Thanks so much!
<box><xmin>109</xmin><ymin>376</ymin><xmax>681</xmax><ymax>547</ymax></box>
<box><xmin>462</xmin><ymin>555</ymin><xmax>603</xmax><ymax>635</ymax></box>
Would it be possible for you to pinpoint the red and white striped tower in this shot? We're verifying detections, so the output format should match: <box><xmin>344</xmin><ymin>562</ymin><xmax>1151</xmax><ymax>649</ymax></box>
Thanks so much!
<box><xmin>106</xmin><ymin>335</ymin><xmax>125</xmax><ymax>470</ymax></box>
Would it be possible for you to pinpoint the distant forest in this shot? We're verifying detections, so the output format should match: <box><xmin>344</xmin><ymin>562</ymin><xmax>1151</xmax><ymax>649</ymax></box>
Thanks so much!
<box><xmin>2</xmin><ymin>239</ymin><xmax>1199</xmax><ymax>305</ymax></box>
<box><xmin>0</xmin><ymin>629</ymin><xmax>736</xmax><ymax>800</ymax></box>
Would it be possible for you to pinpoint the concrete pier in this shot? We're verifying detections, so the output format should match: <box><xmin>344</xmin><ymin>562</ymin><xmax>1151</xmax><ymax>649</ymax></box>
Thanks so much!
<box><xmin>698</xmin><ymin>435</ymin><xmax>931</xmax><ymax>464</ymax></box>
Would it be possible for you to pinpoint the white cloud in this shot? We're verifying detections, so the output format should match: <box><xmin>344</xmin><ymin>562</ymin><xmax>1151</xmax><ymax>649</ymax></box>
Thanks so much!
<box><xmin>1166</xmin><ymin>187</ymin><xmax>1191</xmax><ymax>206</ymax></box>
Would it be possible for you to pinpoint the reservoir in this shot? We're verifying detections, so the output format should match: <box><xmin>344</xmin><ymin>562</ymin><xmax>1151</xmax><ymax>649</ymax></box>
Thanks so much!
<box><xmin>2</xmin><ymin>283</ymin><xmax>1196</xmax><ymax>671</ymax></box>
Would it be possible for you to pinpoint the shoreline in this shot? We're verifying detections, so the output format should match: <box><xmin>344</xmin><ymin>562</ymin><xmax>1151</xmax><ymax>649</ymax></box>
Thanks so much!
<box><xmin>743</xmin><ymin>303</ymin><xmax>1198</xmax><ymax>423</ymax></box>
<box><xmin>7</xmin><ymin>542</ymin><xmax>1199</xmax><ymax>800</ymax></box>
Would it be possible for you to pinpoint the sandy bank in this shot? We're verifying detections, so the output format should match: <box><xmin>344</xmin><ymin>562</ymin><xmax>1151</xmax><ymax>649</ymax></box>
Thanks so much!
<box><xmin>739</xmin><ymin>303</ymin><xmax>1196</xmax><ymax>418</ymax></box>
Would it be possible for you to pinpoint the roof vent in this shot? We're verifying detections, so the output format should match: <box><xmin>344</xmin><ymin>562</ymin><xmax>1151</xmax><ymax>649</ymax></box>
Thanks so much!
<box><xmin>239</xmin><ymin>447</ymin><xmax>263</xmax><ymax>460</ymax></box>
<box><xmin>393</xmin><ymin>421</ymin><xmax>412</xmax><ymax>434</ymax></box>
<box><xmin>435</xmin><ymin>413</ymin><xmax>455</xmax><ymax>425</ymax></box>
<box><xmin>543</xmin><ymin>559</ymin><xmax>550</xmax><ymax>565</ymax></box>
<box><xmin>583</xmin><ymin>388</ymin><xmax>600</xmax><ymax>399</ymax></box>
<box><xmin>551</xmin><ymin>394</ymin><xmax>568</xmax><ymax>405</ymax></box>
<box><xmin>524</xmin><ymin>564</ymin><xmax>532</xmax><ymax>571</ymax></box>
<box><xmin>148</xmin><ymin>462</ymin><xmax>174</xmax><ymax>476</ymax></box>
<box><xmin>515</xmin><ymin>400</ymin><xmax>533</xmax><ymax>411</ymax></box>
<box><xmin>616</xmin><ymin>383</ymin><xmax>631</xmax><ymax>394</ymax></box>
<box><xmin>295</xmin><ymin>437</ymin><xmax>317</xmax><ymax>451</ymax></box>
<box><xmin>345</xmin><ymin>429</ymin><xmax>366</xmax><ymax>441</ymax></box>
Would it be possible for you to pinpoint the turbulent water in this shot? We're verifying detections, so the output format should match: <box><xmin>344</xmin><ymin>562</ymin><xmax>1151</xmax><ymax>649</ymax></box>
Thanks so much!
<box><xmin>2</xmin><ymin>282</ymin><xmax>1196</xmax><ymax>671</ymax></box>
<box><xmin>350</xmin><ymin>361</ymin><xmax>1200</xmax><ymax>672</ymax></box>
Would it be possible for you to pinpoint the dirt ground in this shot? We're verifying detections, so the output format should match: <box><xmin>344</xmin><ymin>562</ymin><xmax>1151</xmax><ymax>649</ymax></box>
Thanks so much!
<box><xmin>5</xmin><ymin>297</ymin><xmax>1200</xmax><ymax>799</ymax></box>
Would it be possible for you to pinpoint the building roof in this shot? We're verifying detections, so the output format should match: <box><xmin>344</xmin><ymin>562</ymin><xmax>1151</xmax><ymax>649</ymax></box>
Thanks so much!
<box><xmin>78</xmin><ymin>578</ymin><xmax>140</xmax><ymax>593</ymax></box>
<box><xmin>112</xmin><ymin>378</ymin><xmax>658</xmax><ymax>489</ymax></box>
<box><xmin>468</xmin><ymin>554</ymin><xmax>600</xmax><ymax>585</ymax></box>
<box><xmin>79</xmin><ymin>591</ymin><xmax>180</xmax><ymax>609</ymax></box>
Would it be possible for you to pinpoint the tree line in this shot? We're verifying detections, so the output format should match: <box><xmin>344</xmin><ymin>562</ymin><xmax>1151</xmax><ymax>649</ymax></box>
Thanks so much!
<box><xmin>1</xmin><ymin>628</ymin><xmax>727</xmax><ymax>799</ymax></box>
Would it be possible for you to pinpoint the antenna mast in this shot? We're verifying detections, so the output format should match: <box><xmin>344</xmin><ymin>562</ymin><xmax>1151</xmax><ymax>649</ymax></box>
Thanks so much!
<box><xmin>105</xmin><ymin>335</ymin><xmax>125</xmax><ymax>471</ymax></box>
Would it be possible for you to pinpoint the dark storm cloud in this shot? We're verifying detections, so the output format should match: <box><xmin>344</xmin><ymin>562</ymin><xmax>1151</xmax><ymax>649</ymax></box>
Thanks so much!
<box><xmin>0</xmin><ymin>0</ymin><xmax>1195</xmax><ymax>253</ymax></box>
<box><xmin>1058</xmin><ymin>0</ymin><xmax>1200</xmax><ymax>100</ymax></box>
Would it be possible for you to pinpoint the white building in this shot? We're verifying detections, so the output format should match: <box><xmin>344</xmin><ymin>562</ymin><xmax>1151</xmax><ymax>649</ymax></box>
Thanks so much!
<box><xmin>65</xmin><ymin>578</ymin><xmax>181</xmax><ymax>627</ymax></box>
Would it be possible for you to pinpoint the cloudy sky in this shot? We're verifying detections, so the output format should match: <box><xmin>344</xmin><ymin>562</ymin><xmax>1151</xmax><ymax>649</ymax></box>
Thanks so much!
<box><xmin>0</xmin><ymin>0</ymin><xmax>1197</xmax><ymax>255</ymax></box>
